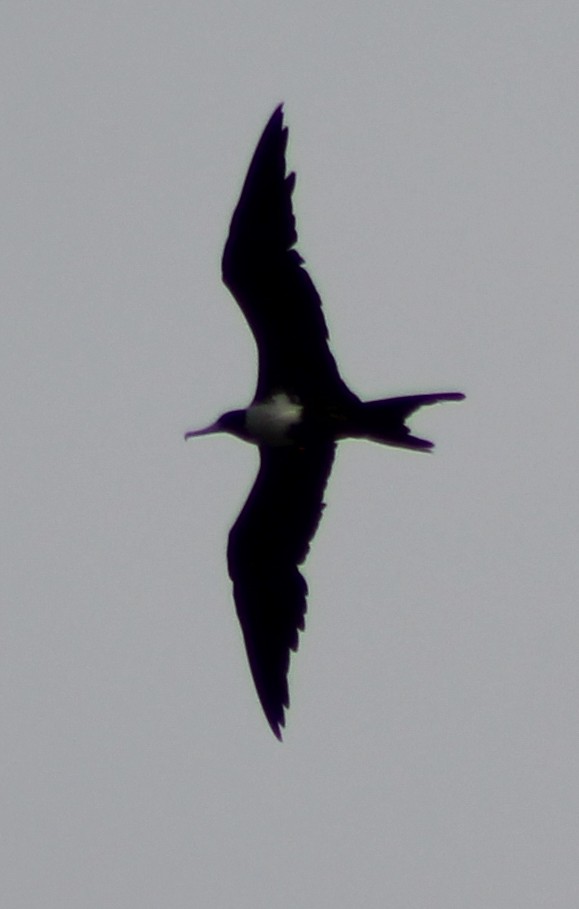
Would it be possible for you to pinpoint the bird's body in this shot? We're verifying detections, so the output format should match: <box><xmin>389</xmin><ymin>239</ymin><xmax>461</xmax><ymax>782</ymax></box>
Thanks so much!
<box><xmin>186</xmin><ymin>106</ymin><xmax>464</xmax><ymax>739</ymax></box>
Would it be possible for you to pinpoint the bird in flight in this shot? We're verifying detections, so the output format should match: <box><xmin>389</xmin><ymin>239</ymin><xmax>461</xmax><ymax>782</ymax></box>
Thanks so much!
<box><xmin>185</xmin><ymin>106</ymin><xmax>464</xmax><ymax>739</ymax></box>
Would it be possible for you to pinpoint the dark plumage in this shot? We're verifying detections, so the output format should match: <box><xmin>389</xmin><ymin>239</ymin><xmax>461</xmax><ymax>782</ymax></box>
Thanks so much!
<box><xmin>186</xmin><ymin>106</ymin><xmax>464</xmax><ymax>738</ymax></box>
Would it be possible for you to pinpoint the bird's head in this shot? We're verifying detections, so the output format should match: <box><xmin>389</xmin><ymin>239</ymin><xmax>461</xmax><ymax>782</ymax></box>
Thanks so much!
<box><xmin>184</xmin><ymin>409</ymin><xmax>247</xmax><ymax>441</ymax></box>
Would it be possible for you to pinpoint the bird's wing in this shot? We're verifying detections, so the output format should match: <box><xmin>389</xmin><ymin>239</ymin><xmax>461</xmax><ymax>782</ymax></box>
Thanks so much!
<box><xmin>227</xmin><ymin>442</ymin><xmax>336</xmax><ymax>739</ymax></box>
<box><xmin>222</xmin><ymin>106</ymin><xmax>357</xmax><ymax>406</ymax></box>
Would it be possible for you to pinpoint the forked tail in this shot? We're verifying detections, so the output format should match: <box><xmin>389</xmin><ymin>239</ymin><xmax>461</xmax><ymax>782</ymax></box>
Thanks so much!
<box><xmin>352</xmin><ymin>393</ymin><xmax>465</xmax><ymax>450</ymax></box>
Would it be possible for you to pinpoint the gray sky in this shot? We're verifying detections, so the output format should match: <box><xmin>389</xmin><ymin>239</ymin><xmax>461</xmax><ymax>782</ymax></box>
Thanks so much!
<box><xmin>2</xmin><ymin>2</ymin><xmax>579</xmax><ymax>906</ymax></box>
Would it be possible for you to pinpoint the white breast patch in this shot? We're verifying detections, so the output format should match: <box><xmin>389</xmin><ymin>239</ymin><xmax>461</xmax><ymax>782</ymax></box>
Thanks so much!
<box><xmin>245</xmin><ymin>393</ymin><xmax>303</xmax><ymax>446</ymax></box>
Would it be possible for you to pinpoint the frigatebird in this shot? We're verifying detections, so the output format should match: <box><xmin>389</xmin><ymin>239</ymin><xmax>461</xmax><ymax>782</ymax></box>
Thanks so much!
<box><xmin>186</xmin><ymin>106</ymin><xmax>464</xmax><ymax>739</ymax></box>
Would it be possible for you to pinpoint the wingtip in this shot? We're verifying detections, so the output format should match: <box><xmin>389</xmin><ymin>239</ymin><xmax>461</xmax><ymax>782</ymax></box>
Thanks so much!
<box><xmin>270</xmin><ymin>103</ymin><xmax>287</xmax><ymax>129</ymax></box>
<box><xmin>264</xmin><ymin>704</ymin><xmax>286</xmax><ymax>740</ymax></box>
<box><xmin>267</xmin><ymin>711</ymin><xmax>285</xmax><ymax>742</ymax></box>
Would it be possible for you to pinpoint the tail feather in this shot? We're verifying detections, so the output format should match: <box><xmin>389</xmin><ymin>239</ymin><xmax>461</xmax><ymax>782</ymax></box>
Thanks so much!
<box><xmin>352</xmin><ymin>393</ymin><xmax>464</xmax><ymax>450</ymax></box>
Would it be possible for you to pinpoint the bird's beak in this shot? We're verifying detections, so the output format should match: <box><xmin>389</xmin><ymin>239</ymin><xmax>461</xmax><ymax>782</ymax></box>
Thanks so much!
<box><xmin>184</xmin><ymin>421</ymin><xmax>221</xmax><ymax>441</ymax></box>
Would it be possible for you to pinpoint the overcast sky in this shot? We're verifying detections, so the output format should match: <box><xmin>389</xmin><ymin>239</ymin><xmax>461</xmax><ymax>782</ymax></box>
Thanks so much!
<box><xmin>2</xmin><ymin>2</ymin><xmax>579</xmax><ymax>907</ymax></box>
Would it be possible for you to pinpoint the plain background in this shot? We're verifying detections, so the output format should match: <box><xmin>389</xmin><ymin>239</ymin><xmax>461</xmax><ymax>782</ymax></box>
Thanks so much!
<box><xmin>2</xmin><ymin>2</ymin><xmax>579</xmax><ymax>906</ymax></box>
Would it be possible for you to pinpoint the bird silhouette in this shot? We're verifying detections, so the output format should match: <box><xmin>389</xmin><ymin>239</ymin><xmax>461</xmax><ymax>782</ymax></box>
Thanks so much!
<box><xmin>186</xmin><ymin>106</ymin><xmax>464</xmax><ymax>739</ymax></box>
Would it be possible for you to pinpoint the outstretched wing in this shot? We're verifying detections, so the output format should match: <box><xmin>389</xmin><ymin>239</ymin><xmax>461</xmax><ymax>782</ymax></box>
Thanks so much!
<box><xmin>227</xmin><ymin>442</ymin><xmax>336</xmax><ymax>739</ymax></box>
<box><xmin>222</xmin><ymin>106</ymin><xmax>356</xmax><ymax>407</ymax></box>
